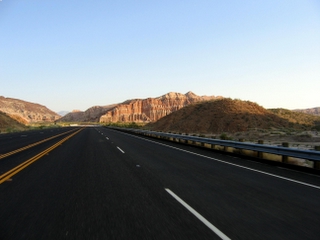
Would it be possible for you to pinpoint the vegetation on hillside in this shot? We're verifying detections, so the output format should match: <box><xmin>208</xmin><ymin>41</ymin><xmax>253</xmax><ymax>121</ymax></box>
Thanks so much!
<box><xmin>269</xmin><ymin>108</ymin><xmax>320</xmax><ymax>130</ymax></box>
<box><xmin>146</xmin><ymin>98</ymin><xmax>319</xmax><ymax>134</ymax></box>
<box><xmin>0</xmin><ymin>111</ymin><xmax>62</xmax><ymax>133</ymax></box>
<box><xmin>104</xmin><ymin>122</ymin><xmax>144</xmax><ymax>129</ymax></box>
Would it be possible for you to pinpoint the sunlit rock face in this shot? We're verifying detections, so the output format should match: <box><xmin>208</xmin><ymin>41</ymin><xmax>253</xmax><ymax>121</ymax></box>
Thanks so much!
<box><xmin>58</xmin><ymin>105</ymin><xmax>117</xmax><ymax>122</ymax></box>
<box><xmin>0</xmin><ymin>96</ymin><xmax>60</xmax><ymax>124</ymax></box>
<box><xmin>99</xmin><ymin>92</ymin><xmax>222</xmax><ymax>123</ymax></box>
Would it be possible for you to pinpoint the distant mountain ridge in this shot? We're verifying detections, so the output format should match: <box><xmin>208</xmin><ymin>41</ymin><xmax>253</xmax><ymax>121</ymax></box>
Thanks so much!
<box><xmin>99</xmin><ymin>91</ymin><xmax>222</xmax><ymax>123</ymax></box>
<box><xmin>0</xmin><ymin>96</ymin><xmax>60</xmax><ymax>124</ymax></box>
<box><xmin>57</xmin><ymin>91</ymin><xmax>222</xmax><ymax>123</ymax></box>
<box><xmin>58</xmin><ymin>105</ymin><xmax>118</xmax><ymax>122</ymax></box>
<box><xmin>57</xmin><ymin>111</ymin><xmax>70</xmax><ymax>116</ymax></box>
<box><xmin>294</xmin><ymin>107</ymin><xmax>320</xmax><ymax>116</ymax></box>
<box><xmin>2</xmin><ymin>93</ymin><xmax>319</xmax><ymax>134</ymax></box>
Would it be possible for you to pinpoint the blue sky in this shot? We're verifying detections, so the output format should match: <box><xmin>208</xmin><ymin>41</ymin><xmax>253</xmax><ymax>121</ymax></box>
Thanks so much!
<box><xmin>1</xmin><ymin>0</ymin><xmax>319</xmax><ymax>112</ymax></box>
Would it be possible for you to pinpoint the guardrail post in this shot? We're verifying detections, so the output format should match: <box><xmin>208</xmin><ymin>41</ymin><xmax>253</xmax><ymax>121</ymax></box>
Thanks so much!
<box><xmin>282</xmin><ymin>142</ymin><xmax>289</xmax><ymax>163</ymax></box>
<box><xmin>224</xmin><ymin>145</ymin><xmax>228</xmax><ymax>152</ymax></box>
<box><xmin>257</xmin><ymin>140</ymin><xmax>264</xmax><ymax>158</ymax></box>
<box><xmin>314</xmin><ymin>146</ymin><xmax>320</xmax><ymax>170</ymax></box>
<box><xmin>238</xmin><ymin>139</ymin><xmax>245</xmax><ymax>154</ymax></box>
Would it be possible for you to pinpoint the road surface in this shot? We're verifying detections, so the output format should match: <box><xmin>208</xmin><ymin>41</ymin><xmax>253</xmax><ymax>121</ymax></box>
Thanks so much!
<box><xmin>1</xmin><ymin>127</ymin><xmax>320</xmax><ymax>239</ymax></box>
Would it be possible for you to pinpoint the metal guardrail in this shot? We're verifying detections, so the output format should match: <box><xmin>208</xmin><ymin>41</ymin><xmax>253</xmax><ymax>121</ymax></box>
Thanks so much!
<box><xmin>110</xmin><ymin>127</ymin><xmax>320</xmax><ymax>162</ymax></box>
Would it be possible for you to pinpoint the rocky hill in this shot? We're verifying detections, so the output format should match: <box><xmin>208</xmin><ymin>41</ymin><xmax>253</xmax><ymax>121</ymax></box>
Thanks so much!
<box><xmin>269</xmin><ymin>108</ymin><xmax>320</xmax><ymax>128</ymax></box>
<box><xmin>0</xmin><ymin>96</ymin><xmax>60</xmax><ymax>124</ymax></box>
<box><xmin>0</xmin><ymin>111</ymin><xmax>27</xmax><ymax>132</ymax></box>
<box><xmin>57</xmin><ymin>91</ymin><xmax>221</xmax><ymax>123</ymax></box>
<box><xmin>99</xmin><ymin>91</ymin><xmax>222</xmax><ymax>123</ymax></box>
<box><xmin>58</xmin><ymin>105</ymin><xmax>117</xmax><ymax>122</ymax></box>
<box><xmin>293</xmin><ymin>107</ymin><xmax>320</xmax><ymax>116</ymax></box>
<box><xmin>146</xmin><ymin>98</ymin><xmax>319</xmax><ymax>134</ymax></box>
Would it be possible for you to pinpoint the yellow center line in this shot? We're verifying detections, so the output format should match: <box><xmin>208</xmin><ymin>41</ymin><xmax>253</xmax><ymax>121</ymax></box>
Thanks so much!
<box><xmin>0</xmin><ymin>128</ymin><xmax>78</xmax><ymax>160</ymax></box>
<box><xmin>0</xmin><ymin>128</ymin><xmax>83</xmax><ymax>184</ymax></box>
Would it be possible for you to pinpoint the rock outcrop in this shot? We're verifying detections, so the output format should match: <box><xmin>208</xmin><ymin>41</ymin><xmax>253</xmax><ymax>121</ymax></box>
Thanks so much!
<box><xmin>0</xmin><ymin>96</ymin><xmax>60</xmax><ymax>124</ymax></box>
<box><xmin>58</xmin><ymin>105</ymin><xmax>117</xmax><ymax>122</ymax></box>
<box><xmin>99</xmin><ymin>92</ymin><xmax>222</xmax><ymax>123</ymax></box>
<box><xmin>0</xmin><ymin>111</ymin><xmax>27</xmax><ymax>132</ymax></box>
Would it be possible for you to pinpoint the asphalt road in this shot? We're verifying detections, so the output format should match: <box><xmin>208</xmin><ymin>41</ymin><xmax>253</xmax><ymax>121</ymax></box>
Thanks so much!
<box><xmin>1</xmin><ymin>127</ymin><xmax>320</xmax><ymax>239</ymax></box>
<box><xmin>0</xmin><ymin>127</ymin><xmax>77</xmax><ymax>153</ymax></box>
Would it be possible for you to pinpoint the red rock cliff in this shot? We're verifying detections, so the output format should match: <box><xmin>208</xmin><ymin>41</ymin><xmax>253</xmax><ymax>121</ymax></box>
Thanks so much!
<box><xmin>99</xmin><ymin>92</ymin><xmax>222</xmax><ymax>123</ymax></box>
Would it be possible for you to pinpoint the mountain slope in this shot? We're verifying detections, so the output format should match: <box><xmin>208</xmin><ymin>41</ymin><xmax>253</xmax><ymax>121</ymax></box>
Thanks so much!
<box><xmin>57</xmin><ymin>91</ymin><xmax>222</xmax><ymax>123</ymax></box>
<box><xmin>99</xmin><ymin>91</ymin><xmax>222</xmax><ymax>123</ymax></box>
<box><xmin>147</xmin><ymin>98</ymin><xmax>316</xmax><ymax>134</ymax></box>
<box><xmin>58</xmin><ymin>105</ymin><xmax>117</xmax><ymax>122</ymax></box>
<box><xmin>0</xmin><ymin>96</ymin><xmax>60</xmax><ymax>124</ymax></box>
<box><xmin>0</xmin><ymin>111</ymin><xmax>27</xmax><ymax>132</ymax></box>
<box><xmin>269</xmin><ymin>108</ymin><xmax>320</xmax><ymax>130</ymax></box>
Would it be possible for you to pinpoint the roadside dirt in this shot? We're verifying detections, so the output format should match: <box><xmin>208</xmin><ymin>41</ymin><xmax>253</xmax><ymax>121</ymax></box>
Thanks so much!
<box><xmin>195</xmin><ymin>129</ymin><xmax>320</xmax><ymax>150</ymax></box>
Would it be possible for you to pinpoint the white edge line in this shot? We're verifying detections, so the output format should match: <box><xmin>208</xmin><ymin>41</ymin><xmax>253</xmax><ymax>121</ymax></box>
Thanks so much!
<box><xmin>115</xmin><ymin>130</ymin><xmax>320</xmax><ymax>190</ymax></box>
<box><xmin>117</xmin><ymin>146</ymin><xmax>125</xmax><ymax>153</ymax></box>
<box><xmin>165</xmin><ymin>188</ymin><xmax>231</xmax><ymax>240</ymax></box>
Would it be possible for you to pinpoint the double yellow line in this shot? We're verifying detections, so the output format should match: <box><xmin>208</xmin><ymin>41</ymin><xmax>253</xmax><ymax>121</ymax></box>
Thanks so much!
<box><xmin>0</xmin><ymin>128</ymin><xmax>83</xmax><ymax>184</ymax></box>
<box><xmin>0</xmin><ymin>128</ymin><xmax>78</xmax><ymax>160</ymax></box>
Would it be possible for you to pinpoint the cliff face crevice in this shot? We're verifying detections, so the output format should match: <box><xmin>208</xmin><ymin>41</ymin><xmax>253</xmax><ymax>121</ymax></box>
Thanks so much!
<box><xmin>0</xmin><ymin>96</ymin><xmax>60</xmax><ymax>124</ymax></box>
<box><xmin>99</xmin><ymin>92</ymin><xmax>222</xmax><ymax>123</ymax></box>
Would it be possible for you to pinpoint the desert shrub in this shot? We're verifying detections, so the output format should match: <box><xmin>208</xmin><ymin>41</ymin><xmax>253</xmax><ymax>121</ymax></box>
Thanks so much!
<box><xmin>6</xmin><ymin>127</ymin><xmax>13</xmax><ymax>133</ymax></box>
<box><xmin>220</xmin><ymin>133</ymin><xmax>232</xmax><ymax>140</ymax></box>
<box><xmin>127</xmin><ymin>122</ymin><xmax>140</xmax><ymax>129</ymax></box>
<box><xmin>106</xmin><ymin>121</ymin><xmax>143</xmax><ymax>129</ymax></box>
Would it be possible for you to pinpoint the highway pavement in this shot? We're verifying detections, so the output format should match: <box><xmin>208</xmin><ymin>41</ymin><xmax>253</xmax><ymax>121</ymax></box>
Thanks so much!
<box><xmin>1</xmin><ymin>126</ymin><xmax>320</xmax><ymax>239</ymax></box>
<box><xmin>0</xmin><ymin>127</ymin><xmax>77</xmax><ymax>153</ymax></box>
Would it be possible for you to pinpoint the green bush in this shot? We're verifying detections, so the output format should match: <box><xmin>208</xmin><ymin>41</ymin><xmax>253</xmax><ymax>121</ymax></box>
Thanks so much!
<box><xmin>219</xmin><ymin>133</ymin><xmax>233</xmax><ymax>140</ymax></box>
<box><xmin>220</xmin><ymin>133</ymin><xmax>228</xmax><ymax>140</ymax></box>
